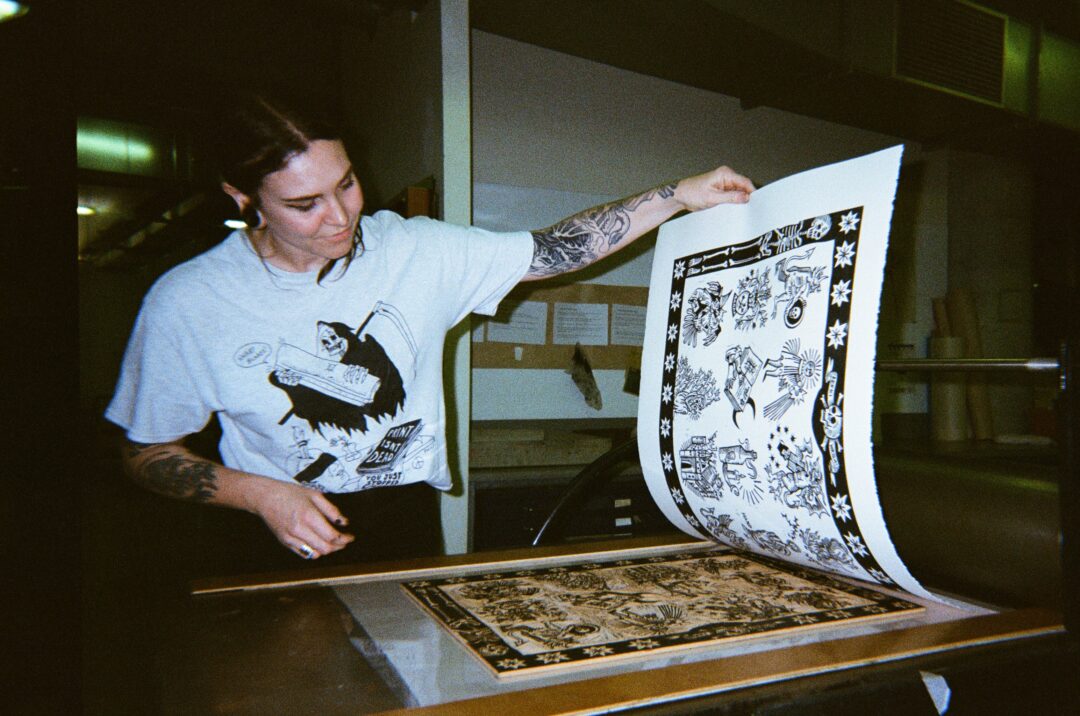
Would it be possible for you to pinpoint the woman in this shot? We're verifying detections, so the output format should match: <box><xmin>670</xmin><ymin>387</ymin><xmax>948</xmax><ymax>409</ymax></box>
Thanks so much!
<box><xmin>106</xmin><ymin>93</ymin><xmax>754</xmax><ymax>569</ymax></box>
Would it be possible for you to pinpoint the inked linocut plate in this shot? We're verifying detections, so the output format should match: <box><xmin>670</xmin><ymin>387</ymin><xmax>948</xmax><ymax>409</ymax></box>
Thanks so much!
<box><xmin>401</xmin><ymin>550</ymin><xmax>923</xmax><ymax>678</ymax></box>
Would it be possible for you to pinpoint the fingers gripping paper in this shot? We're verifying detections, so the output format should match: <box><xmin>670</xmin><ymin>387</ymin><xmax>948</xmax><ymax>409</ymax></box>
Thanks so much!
<box><xmin>638</xmin><ymin>147</ymin><xmax>931</xmax><ymax>599</ymax></box>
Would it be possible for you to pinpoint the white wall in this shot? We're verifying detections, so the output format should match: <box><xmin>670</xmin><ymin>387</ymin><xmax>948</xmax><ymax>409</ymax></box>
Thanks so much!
<box><xmin>472</xmin><ymin>32</ymin><xmax>903</xmax><ymax>194</ymax></box>
<box><xmin>470</xmin><ymin>30</ymin><xmax>917</xmax><ymax>422</ymax></box>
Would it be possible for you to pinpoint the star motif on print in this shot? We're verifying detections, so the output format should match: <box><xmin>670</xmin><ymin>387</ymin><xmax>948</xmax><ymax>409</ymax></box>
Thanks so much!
<box><xmin>839</xmin><ymin>211</ymin><xmax>861</xmax><ymax>234</ymax></box>
<box><xmin>497</xmin><ymin>659</ymin><xmax>527</xmax><ymax>670</ymax></box>
<box><xmin>660</xmin><ymin>417</ymin><xmax>671</xmax><ymax>438</ymax></box>
<box><xmin>831</xmin><ymin>279</ymin><xmax>852</xmax><ymax>307</ymax></box>
<box><xmin>664</xmin><ymin>353</ymin><xmax>676</xmax><ymax>371</ymax></box>
<box><xmin>535</xmin><ymin>652</ymin><xmax>570</xmax><ymax>665</ymax></box>
<box><xmin>844</xmin><ymin>532</ymin><xmax>868</xmax><ymax>557</ymax></box>
<box><xmin>670</xmin><ymin>290</ymin><xmax>682</xmax><ymax>311</ymax></box>
<box><xmin>662</xmin><ymin>452</ymin><xmax>674</xmax><ymax>472</ymax></box>
<box><xmin>662</xmin><ymin>384</ymin><xmax>673</xmax><ymax>404</ymax></box>
<box><xmin>867</xmin><ymin>568</ymin><xmax>894</xmax><ymax>584</ymax></box>
<box><xmin>674</xmin><ymin>261</ymin><xmax>686</xmax><ymax>279</ymax></box>
<box><xmin>831</xmin><ymin>493</ymin><xmax>853</xmax><ymax>522</ymax></box>
<box><xmin>834</xmin><ymin>241</ymin><xmax>855</xmax><ymax>268</ymax></box>
<box><xmin>583</xmin><ymin>645</ymin><xmax>614</xmax><ymax>657</ymax></box>
<box><xmin>667</xmin><ymin>323</ymin><xmax>679</xmax><ymax>342</ymax></box>
<box><xmin>670</xmin><ymin>487</ymin><xmax>685</xmax><ymax>505</ymax></box>
<box><xmin>826</xmin><ymin>320</ymin><xmax>849</xmax><ymax>348</ymax></box>
<box><xmin>628</xmin><ymin>638</ymin><xmax>661</xmax><ymax>650</ymax></box>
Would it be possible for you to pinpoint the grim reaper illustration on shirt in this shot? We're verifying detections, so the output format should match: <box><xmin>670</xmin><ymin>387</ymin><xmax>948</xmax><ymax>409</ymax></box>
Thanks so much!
<box><xmin>262</xmin><ymin>301</ymin><xmax>434</xmax><ymax>490</ymax></box>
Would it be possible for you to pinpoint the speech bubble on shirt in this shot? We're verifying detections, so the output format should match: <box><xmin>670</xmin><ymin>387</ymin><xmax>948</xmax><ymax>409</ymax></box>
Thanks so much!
<box><xmin>234</xmin><ymin>342</ymin><xmax>272</xmax><ymax>368</ymax></box>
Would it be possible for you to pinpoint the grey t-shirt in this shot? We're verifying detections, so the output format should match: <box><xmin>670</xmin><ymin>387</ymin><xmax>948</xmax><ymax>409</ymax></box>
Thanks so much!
<box><xmin>106</xmin><ymin>211</ymin><xmax>533</xmax><ymax>492</ymax></box>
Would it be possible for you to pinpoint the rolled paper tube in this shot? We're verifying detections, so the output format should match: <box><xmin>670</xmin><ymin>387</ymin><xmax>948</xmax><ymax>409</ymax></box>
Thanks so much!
<box><xmin>930</xmin><ymin>336</ymin><xmax>968</xmax><ymax>442</ymax></box>
<box><xmin>946</xmin><ymin>288</ymin><xmax>994</xmax><ymax>440</ymax></box>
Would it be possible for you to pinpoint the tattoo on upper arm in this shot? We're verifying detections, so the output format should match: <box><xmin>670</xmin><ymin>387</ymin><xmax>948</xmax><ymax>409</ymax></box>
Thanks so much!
<box><xmin>123</xmin><ymin>442</ymin><xmax>218</xmax><ymax>503</ymax></box>
<box><xmin>528</xmin><ymin>182</ymin><xmax>677</xmax><ymax>278</ymax></box>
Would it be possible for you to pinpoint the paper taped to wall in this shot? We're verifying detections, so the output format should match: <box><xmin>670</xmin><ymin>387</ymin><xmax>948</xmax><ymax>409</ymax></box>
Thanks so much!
<box><xmin>637</xmin><ymin>146</ymin><xmax>934</xmax><ymax>599</ymax></box>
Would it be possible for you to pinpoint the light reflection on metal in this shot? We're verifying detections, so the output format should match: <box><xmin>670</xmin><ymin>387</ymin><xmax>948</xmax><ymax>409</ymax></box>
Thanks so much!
<box><xmin>876</xmin><ymin>358</ymin><xmax>1060</xmax><ymax>373</ymax></box>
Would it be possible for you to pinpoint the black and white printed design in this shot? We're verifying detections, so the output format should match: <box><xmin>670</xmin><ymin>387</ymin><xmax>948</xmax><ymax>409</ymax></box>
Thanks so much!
<box><xmin>402</xmin><ymin>550</ymin><xmax>921</xmax><ymax>677</ymax></box>
<box><xmin>234</xmin><ymin>300</ymin><xmax>435</xmax><ymax>491</ymax></box>
<box><xmin>723</xmin><ymin>344</ymin><xmax>764</xmax><ymax>425</ymax></box>
<box><xmin>762</xmin><ymin>339</ymin><xmax>822</xmax><ymax>420</ymax></box>
<box><xmin>655</xmin><ymin>207</ymin><xmax>894</xmax><ymax>585</ymax></box>
<box><xmin>678</xmin><ymin>434</ymin><xmax>763</xmax><ymax>504</ymax></box>
<box><xmin>640</xmin><ymin>147</ymin><xmax>920</xmax><ymax>596</ymax></box>
<box><xmin>681</xmin><ymin>282</ymin><xmax>731</xmax><ymax>348</ymax></box>
<box><xmin>672</xmin><ymin>357</ymin><xmax>723</xmax><ymax>420</ymax></box>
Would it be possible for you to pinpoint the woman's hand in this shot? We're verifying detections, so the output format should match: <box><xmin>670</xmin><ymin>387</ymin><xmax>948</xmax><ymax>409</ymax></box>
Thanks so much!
<box><xmin>674</xmin><ymin>165</ymin><xmax>755</xmax><ymax>212</ymax></box>
<box><xmin>120</xmin><ymin>437</ymin><xmax>353</xmax><ymax>559</ymax></box>
<box><xmin>248</xmin><ymin>478</ymin><xmax>354</xmax><ymax>559</ymax></box>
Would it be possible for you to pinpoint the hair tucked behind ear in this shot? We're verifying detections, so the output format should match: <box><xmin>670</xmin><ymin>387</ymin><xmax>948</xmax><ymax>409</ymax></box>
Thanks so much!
<box><xmin>214</xmin><ymin>91</ymin><xmax>364</xmax><ymax>281</ymax></box>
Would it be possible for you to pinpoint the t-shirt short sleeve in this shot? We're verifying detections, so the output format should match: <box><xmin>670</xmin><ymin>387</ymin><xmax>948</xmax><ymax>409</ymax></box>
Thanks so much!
<box><xmin>366</xmin><ymin>212</ymin><xmax>534</xmax><ymax>324</ymax></box>
<box><xmin>105</xmin><ymin>280</ymin><xmax>216</xmax><ymax>443</ymax></box>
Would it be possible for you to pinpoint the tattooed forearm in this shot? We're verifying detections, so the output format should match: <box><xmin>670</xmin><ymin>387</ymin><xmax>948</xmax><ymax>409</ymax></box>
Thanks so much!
<box><xmin>625</xmin><ymin>181</ymin><xmax>676</xmax><ymax>209</ymax></box>
<box><xmin>528</xmin><ymin>182</ymin><xmax>678</xmax><ymax>278</ymax></box>
<box><xmin>122</xmin><ymin>442</ymin><xmax>219</xmax><ymax>503</ymax></box>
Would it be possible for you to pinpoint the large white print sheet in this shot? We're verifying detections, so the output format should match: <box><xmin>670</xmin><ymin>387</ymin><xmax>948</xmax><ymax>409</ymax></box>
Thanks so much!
<box><xmin>638</xmin><ymin>146</ymin><xmax>933</xmax><ymax>599</ymax></box>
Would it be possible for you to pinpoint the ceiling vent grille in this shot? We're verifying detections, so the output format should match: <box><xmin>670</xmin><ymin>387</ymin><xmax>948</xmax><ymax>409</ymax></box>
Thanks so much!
<box><xmin>895</xmin><ymin>0</ymin><xmax>1005</xmax><ymax>104</ymax></box>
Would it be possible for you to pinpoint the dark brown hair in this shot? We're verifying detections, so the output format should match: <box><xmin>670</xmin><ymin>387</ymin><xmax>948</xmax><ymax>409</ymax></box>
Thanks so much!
<box><xmin>216</xmin><ymin>92</ymin><xmax>362</xmax><ymax>282</ymax></box>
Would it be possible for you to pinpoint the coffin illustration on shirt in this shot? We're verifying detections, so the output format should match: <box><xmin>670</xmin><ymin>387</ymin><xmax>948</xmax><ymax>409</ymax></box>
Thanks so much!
<box><xmin>272</xmin><ymin>343</ymin><xmax>382</xmax><ymax>407</ymax></box>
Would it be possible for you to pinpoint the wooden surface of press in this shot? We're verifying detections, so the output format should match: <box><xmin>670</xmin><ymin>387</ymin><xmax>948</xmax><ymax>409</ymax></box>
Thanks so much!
<box><xmin>190</xmin><ymin>534</ymin><xmax>710</xmax><ymax>595</ymax></box>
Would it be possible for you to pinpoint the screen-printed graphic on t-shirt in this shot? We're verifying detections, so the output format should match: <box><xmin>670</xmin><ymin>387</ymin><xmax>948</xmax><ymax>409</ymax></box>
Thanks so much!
<box><xmin>252</xmin><ymin>301</ymin><xmax>435</xmax><ymax>491</ymax></box>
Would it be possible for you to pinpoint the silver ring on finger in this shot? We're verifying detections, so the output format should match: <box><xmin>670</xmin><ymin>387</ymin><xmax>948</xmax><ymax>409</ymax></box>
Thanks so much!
<box><xmin>298</xmin><ymin>543</ymin><xmax>316</xmax><ymax>559</ymax></box>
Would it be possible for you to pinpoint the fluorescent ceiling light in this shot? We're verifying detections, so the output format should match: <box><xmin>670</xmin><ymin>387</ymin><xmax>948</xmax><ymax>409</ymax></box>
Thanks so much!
<box><xmin>77</xmin><ymin>205</ymin><xmax>97</xmax><ymax>216</ymax></box>
<box><xmin>224</xmin><ymin>219</ymin><xmax>248</xmax><ymax>229</ymax></box>
<box><xmin>77</xmin><ymin>131</ymin><xmax>155</xmax><ymax>164</ymax></box>
<box><xmin>0</xmin><ymin>1</ymin><xmax>29</xmax><ymax>23</ymax></box>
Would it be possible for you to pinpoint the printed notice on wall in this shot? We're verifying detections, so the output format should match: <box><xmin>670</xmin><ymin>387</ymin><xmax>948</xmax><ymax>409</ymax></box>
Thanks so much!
<box><xmin>611</xmin><ymin>303</ymin><xmax>647</xmax><ymax>346</ymax></box>
<box><xmin>486</xmin><ymin>300</ymin><xmax>548</xmax><ymax>345</ymax></box>
<box><xmin>553</xmin><ymin>302</ymin><xmax>609</xmax><ymax>345</ymax></box>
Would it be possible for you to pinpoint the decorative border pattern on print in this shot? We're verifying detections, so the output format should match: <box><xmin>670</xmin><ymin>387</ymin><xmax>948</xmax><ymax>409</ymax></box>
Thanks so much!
<box><xmin>401</xmin><ymin>550</ymin><xmax>921</xmax><ymax>675</ymax></box>
<box><xmin>658</xmin><ymin>208</ymin><xmax>895</xmax><ymax>585</ymax></box>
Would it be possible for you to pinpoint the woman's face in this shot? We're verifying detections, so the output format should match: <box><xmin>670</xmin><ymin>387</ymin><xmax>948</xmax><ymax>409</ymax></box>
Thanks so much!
<box><xmin>251</xmin><ymin>139</ymin><xmax>364</xmax><ymax>272</ymax></box>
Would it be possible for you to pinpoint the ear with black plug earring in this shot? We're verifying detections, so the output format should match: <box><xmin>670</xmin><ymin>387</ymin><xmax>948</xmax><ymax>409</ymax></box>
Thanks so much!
<box><xmin>241</xmin><ymin>205</ymin><xmax>266</xmax><ymax>229</ymax></box>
